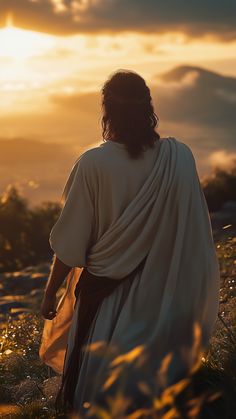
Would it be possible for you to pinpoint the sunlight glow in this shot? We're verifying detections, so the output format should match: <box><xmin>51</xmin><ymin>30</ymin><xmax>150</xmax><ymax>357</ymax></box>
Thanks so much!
<box><xmin>0</xmin><ymin>20</ymin><xmax>54</xmax><ymax>59</ymax></box>
<box><xmin>208</xmin><ymin>150</ymin><xmax>236</xmax><ymax>171</ymax></box>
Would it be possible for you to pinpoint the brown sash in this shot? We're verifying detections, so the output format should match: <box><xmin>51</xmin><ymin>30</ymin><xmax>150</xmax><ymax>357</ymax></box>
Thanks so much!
<box><xmin>55</xmin><ymin>257</ymin><xmax>146</xmax><ymax>414</ymax></box>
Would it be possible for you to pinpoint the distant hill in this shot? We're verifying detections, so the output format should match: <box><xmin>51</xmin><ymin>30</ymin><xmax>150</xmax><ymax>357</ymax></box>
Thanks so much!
<box><xmin>159</xmin><ymin>65</ymin><xmax>236</xmax><ymax>86</ymax></box>
<box><xmin>153</xmin><ymin>65</ymin><xmax>236</xmax><ymax>128</ymax></box>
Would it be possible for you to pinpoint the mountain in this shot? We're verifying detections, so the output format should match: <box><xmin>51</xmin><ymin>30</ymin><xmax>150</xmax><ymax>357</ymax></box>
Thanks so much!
<box><xmin>158</xmin><ymin>65</ymin><xmax>236</xmax><ymax>86</ymax></box>
<box><xmin>152</xmin><ymin>65</ymin><xmax>236</xmax><ymax>128</ymax></box>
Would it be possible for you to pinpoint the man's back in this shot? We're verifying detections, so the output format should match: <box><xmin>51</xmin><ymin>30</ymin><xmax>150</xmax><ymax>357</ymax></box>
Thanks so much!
<box><xmin>79</xmin><ymin>138</ymin><xmax>163</xmax><ymax>240</ymax></box>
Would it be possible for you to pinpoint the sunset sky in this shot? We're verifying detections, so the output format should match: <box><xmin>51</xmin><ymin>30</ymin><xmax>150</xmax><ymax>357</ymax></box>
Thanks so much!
<box><xmin>0</xmin><ymin>0</ymin><xmax>236</xmax><ymax>205</ymax></box>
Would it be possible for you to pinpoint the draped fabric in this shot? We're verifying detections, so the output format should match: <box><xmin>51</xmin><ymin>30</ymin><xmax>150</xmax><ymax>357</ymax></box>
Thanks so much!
<box><xmin>39</xmin><ymin>137</ymin><xmax>220</xmax><ymax>415</ymax></box>
<box><xmin>54</xmin><ymin>258</ymin><xmax>146</xmax><ymax>414</ymax></box>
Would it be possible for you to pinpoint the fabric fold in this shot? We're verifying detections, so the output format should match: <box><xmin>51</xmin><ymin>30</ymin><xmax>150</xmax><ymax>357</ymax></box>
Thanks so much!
<box><xmin>39</xmin><ymin>136</ymin><xmax>220</xmax><ymax>412</ymax></box>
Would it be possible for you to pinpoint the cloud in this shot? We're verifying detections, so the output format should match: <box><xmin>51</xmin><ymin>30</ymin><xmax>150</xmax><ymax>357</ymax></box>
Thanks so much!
<box><xmin>1</xmin><ymin>0</ymin><xmax>236</xmax><ymax>40</ymax></box>
<box><xmin>207</xmin><ymin>150</ymin><xmax>236</xmax><ymax>171</ymax></box>
<box><xmin>51</xmin><ymin>90</ymin><xmax>101</xmax><ymax>115</ymax></box>
<box><xmin>36</xmin><ymin>47</ymin><xmax>75</xmax><ymax>60</ymax></box>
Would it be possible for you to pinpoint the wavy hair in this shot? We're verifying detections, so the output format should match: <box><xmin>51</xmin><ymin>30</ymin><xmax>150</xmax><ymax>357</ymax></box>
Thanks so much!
<box><xmin>100</xmin><ymin>69</ymin><xmax>160</xmax><ymax>159</ymax></box>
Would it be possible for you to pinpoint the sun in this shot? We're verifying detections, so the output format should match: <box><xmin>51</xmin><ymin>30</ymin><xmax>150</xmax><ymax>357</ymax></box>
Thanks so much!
<box><xmin>0</xmin><ymin>15</ymin><xmax>54</xmax><ymax>60</ymax></box>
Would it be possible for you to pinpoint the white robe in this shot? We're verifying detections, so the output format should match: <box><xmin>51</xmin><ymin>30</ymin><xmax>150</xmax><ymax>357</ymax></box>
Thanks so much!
<box><xmin>39</xmin><ymin>137</ymin><xmax>220</xmax><ymax>413</ymax></box>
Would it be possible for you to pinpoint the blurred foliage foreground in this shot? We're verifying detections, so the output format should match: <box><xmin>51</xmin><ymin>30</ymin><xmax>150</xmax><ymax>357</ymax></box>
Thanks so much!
<box><xmin>0</xmin><ymin>234</ymin><xmax>235</xmax><ymax>418</ymax></box>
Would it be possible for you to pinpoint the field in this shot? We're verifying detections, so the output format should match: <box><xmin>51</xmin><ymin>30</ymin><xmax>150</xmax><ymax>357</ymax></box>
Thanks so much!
<box><xmin>0</xmin><ymin>232</ymin><xmax>235</xmax><ymax>419</ymax></box>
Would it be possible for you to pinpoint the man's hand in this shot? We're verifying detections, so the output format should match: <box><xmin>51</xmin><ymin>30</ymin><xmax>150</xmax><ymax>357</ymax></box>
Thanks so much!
<box><xmin>40</xmin><ymin>255</ymin><xmax>72</xmax><ymax>319</ymax></box>
<box><xmin>40</xmin><ymin>293</ymin><xmax>57</xmax><ymax>320</ymax></box>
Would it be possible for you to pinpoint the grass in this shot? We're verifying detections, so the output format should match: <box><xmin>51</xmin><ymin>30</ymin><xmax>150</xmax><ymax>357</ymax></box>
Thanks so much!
<box><xmin>0</xmin><ymin>234</ymin><xmax>235</xmax><ymax>418</ymax></box>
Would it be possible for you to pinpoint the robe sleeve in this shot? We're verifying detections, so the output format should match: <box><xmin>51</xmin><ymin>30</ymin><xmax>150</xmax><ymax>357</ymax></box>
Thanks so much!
<box><xmin>49</xmin><ymin>153</ymin><xmax>95</xmax><ymax>268</ymax></box>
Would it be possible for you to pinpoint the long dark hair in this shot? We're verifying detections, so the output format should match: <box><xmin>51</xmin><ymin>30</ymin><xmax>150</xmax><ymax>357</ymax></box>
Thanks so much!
<box><xmin>100</xmin><ymin>69</ymin><xmax>160</xmax><ymax>159</ymax></box>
